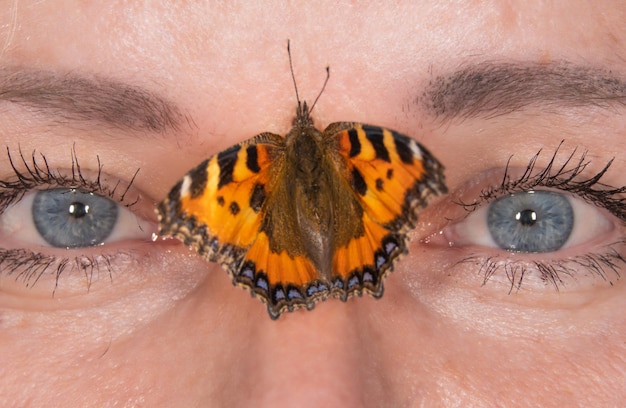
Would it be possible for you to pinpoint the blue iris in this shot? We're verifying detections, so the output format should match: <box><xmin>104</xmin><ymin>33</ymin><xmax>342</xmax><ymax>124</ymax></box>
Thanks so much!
<box><xmin>32</xmin><ymin>188</ymin><xmax>119</xmax><ymax>248</ymax></box>
<box><xmin>487</xmin><ymin>190</ymin><xmax>573</xmax><ymax>253</ymax></box>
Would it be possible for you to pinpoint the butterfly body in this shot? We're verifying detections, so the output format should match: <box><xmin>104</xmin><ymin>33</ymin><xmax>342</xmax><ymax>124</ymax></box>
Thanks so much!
<box><xmin>270</xmin><ymin>103</ymin><xmax>362</xmax><ymax>277</ymax></box>
<box><xmin>158</xmin><ymin>101</ymin><xmax>446</xmax><ymax>319</ymax></box>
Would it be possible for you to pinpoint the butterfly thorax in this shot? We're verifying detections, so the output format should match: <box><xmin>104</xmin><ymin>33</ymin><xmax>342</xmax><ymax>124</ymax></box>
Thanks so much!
<box><xmin>286</xmin><ymin>124</ymin><xmax>329</xmax><ymax>222</ymax></box>
<box><xmin>268</xmin><ymin>103</ymin><xmax>337</xmax><ymax>273</ymax></box>
<box><xmin>284</xmin><ymin>102</ymin><xmax>330</xmax><ymax>217</ymax></box>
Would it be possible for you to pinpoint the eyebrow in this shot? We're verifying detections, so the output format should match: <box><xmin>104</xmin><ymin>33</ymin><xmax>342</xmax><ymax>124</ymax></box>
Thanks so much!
<box><xmin>0</xmin><ymin>68</ymin><xmax>186</xmax><ymax>133</ymax></box>
<box><xmin>422</xmin><ymin>62</ymin><xmax>626</xmax><ymax>120</ymax></box>
<box><xmin>5</xmin><ymin>63</ymin><xmax>622</xmax><ymax>131</ymax></box>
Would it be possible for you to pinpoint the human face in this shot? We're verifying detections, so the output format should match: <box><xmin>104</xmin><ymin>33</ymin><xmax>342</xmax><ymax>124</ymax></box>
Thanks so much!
<box><xmin>1</xmin><ymin>1</ymin><xmax>625</xmax><ymax>406</ymax></box>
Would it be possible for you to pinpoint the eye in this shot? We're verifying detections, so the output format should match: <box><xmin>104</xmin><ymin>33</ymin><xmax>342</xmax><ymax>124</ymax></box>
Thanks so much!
<box><xmin>0</xmin><ymin>188</ymin><xmax>152</xmax><ymax>248</ymax></box>
<box><xmin>445</xmin><ymin>189</ymin><xmax>613</xmax><ymax>253</ymax></box>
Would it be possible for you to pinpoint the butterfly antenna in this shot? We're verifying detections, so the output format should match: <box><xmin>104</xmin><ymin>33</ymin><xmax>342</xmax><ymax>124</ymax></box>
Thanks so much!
<box><xmin>287</xmin><ymin>40</ymin><xmax>301</xmax><ymax>107</ymax></box>
<box><xmin>309</xmin><ymin>66</ymin><xmax>329</xmax><ymax>114</ymax></box>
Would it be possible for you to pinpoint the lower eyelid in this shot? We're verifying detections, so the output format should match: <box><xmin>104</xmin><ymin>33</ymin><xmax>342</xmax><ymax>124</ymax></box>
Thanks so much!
<box><xmin>451</xmin><ymin>241</ymin><xmax>626</xmax><ymax>293</ymax></box>
<box><xmin>0</xmin><ymin>244</ymin><xmax>152</xmax><ymax>300</ymax></box>
<box><xmin>431</xmin><ymin>196</ymin><xmax>626</xmax><ymax>294</ymax></box>
<box><xmin>0</xmin><ymin>238</ymin><xmax>211</xmax><ymax>308</ymax></box>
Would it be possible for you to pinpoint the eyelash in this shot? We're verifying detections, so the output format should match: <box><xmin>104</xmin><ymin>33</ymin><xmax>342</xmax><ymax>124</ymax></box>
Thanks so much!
<box><xmin>455</xmin><ymin>142</ymin><xmax>626</xmax><ymax>292</ymax></box>
<box><xmin>0</xmin><ymin>146</ymin><xmax>140</xmax><ymax>209</ymax></box>
<box><xmin>0</xmin><ymin>147</ymin><xmax>141</xmax><ymax>294</ymax></box>
<box><xmin>0</xmin><ymin>248</ymin><xmax>118</xmax><ymax>294</ymax></box>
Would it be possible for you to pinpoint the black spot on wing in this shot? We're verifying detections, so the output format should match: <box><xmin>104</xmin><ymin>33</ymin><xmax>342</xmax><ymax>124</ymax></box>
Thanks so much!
<box><xmin>217</xmin><ymin>144</ymin><xmax>241</xmax><ymax>189</ymax></box>
<box><xmin>246</xmin><ymin>145</ymin><xmax>261</xmax><ymax>173</ymax></box>
<box><xmin>217</xmin><ymin>196</ymin><xmax>225</xmax><ymax>206</ymax></box>
<box><xmin>188</xmin><ymin>159</ymin><xmax>209</xmax><ymax>199</ymax></box>
<box><xmin>392</xmin><ymin>131</ymin><xmax>415</xmax><ymax>165</ymax></box>
<box><xmin>375</xmin><ymin>178</ymin><xmax>384</xmax><ymax>191</ymax></box>
<box><xmin>249</xmin><ymin>183</ymin><xmax>266</xmax><ymax>213</ymax></box>
<box><xmin>229</xmin><ymin>201</ymin><xmax>240</xmax><ymax>215</ymax></box>
<box><xmin>351</xmin><ymin>167</ymin><xmax>367</xmax><ymax>196</ymax></box>
<box><xmin>362</xmin><ymin>125</ymin><xmax>390</xmax><ymax>162</ymax></box>
<box><xmin>348</xmin><ymin>128</ymin><xmax>361</xmax><ymax>157</ymax></box>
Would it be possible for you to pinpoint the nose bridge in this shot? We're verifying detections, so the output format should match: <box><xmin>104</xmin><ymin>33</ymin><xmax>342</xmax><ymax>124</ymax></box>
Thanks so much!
<box><xmin>244</xmin><ymin>302</ymin><xmax>372</xmax><ymax>406</ymax></box>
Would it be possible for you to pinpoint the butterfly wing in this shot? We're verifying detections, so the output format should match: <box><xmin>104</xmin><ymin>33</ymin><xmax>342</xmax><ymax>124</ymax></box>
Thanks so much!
<box><xmin>325</xmin><ymin>122</ymin><xmax>447</xmax><ymax>298</ymax></box>
<box><xmin>158</xmin><ymin>132</ymin><xmax>323</xmax><ymax>319</ymax></box>
<box><xmin>158</xmin><ymin>133</ymin><xmax>280</xmax><ymax>258</ymax></box>
<box><xmin>158</xmin><ymin>122</ymin><xmax>447</xmax><ymax>319</ymax></box>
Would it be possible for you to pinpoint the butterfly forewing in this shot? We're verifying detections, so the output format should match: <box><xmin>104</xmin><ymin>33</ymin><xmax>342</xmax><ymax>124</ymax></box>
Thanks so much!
<box><xmin>332</xmin><ymin>123</ymin><xmax>446</xmax><ymax>230</ymax></box>
<box><xmin>158</xmin><ymin>132</ymin><xmax>282</xmax><ymax>269</ymax></box>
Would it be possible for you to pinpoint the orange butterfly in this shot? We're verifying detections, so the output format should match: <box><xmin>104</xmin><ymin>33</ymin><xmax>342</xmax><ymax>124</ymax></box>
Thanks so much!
<box><xmin>158</xmin><ymin>45</ymin><xmax>447</xmax><ymax>319</ymax></box>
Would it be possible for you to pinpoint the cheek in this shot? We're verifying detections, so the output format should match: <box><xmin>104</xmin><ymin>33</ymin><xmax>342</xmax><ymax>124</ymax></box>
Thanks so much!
<box><xmin>0</xmin><ymin>248</ymin><xmax>215</xmax><ymax>404</ymax></box>
<box><xmin>389</xmin><ymin>255</ymin><xmax>626</xmax><ymax>402</ymax></box>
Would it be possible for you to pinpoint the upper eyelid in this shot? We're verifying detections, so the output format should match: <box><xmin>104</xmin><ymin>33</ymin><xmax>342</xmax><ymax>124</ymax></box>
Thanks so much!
<box><xmin>0</xmin><ymin>146</ymin><xmax>142</xmax><ymax>208</ymax></box>
<box><xmin>455</xmin><ymin>144</ymin><xmax>626</xmax><ymax>221</ymax></box>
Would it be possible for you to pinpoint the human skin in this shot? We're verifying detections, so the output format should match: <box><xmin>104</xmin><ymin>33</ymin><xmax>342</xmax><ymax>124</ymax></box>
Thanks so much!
<box><xmin>0</xmin><ymin>1</ymin><xmax>625</xmax><ymax>406</ymax></box>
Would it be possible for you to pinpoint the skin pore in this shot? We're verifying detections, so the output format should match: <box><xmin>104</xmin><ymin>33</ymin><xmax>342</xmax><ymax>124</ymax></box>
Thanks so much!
<box><xmin>1</xmin><ymin>1</ymin><xmax>626</xmax><ymax>406</ymax></box>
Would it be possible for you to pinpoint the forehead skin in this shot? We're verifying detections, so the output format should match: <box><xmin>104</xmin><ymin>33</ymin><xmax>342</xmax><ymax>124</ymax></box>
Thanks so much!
<box><xmin>0</xmin><ymin>1</ymin><xmax>626</xmax><ymax>407</ymax></box>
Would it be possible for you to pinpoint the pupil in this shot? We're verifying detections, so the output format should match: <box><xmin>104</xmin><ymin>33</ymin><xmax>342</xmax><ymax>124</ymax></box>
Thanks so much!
<box><xmin>68</xmin><ymin>202</ymin><xmax>89</xmax><ymax>218</ymax></box>
<box><xmin>516</xmin><ymin>209</ymin><xmax>537</xmax><ymax>226</ymax></box>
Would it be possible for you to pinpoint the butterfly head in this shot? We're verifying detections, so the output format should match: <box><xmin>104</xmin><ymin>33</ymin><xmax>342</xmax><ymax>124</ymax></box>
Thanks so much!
<box><xmin>293</xmin><ymin>100</ymin><xmax>315</xmax><ymax>128</ymax></box>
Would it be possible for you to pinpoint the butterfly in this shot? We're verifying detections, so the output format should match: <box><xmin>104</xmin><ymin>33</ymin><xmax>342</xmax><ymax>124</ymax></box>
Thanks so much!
<box><xmin>157</xmin><ymin>44</ymin><xmax>447</xmax><ymax>319</ymax></box>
